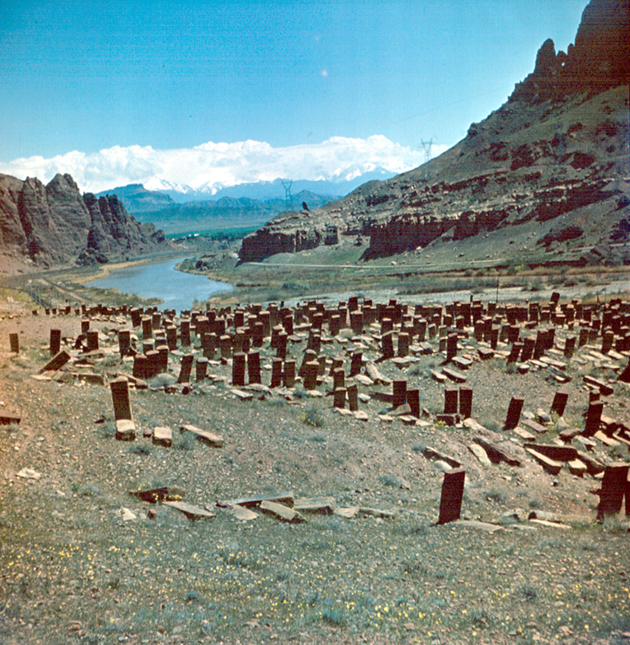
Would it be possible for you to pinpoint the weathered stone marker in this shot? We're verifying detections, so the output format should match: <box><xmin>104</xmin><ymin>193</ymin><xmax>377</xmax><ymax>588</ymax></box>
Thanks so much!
<box><xmin>153</xmin><ymin>426</ymin><xmax>173</xmax><ymax>447</ymax></box>
<box><xmin>303</xmin><ymin>360</ymin><xmax>319</xmax><ymax>390</ymax></box>
<box><xmin>142</xmin><ymin>317</ymin><xmax>153</xmax><ymax>340</ymax></box>
<box><xmin>119</xmin><ymin>329</ymin><xmax>132</xmax><ymax>356</ymax></box>
<box><xmin>86</xmin><ymin>330</ymin><xmax>99</xmax><ymax>352</ymax></box>
<box><xmin>40</xmin><ymin>350</ymin><xmax>71</xmax><ymax>373</ymax></box>
<box><xmin>584</xmin><ymin>401</ymin><xmax>604</xmax><ymax>436</ymax></box>
<box><xmin>407</xmin><ymin>388</ymin><xmax>420</xmax><ymax>418</ymax></box>
<box><xmin>177</xmin><ymin>354</ymin><xmax>194</xmax><ymax>384</ymax></box>
<box><xmin>444</xmin><ymin>388</ymin><xmax>458</xmax><ymax>414</ymax></box>
<box><xmin>9</xmin><ymin>333</ymin><xmax>19</xmax><ymax>354</ymax></box>
<box><xmin>248</xmin><ymin>350</ymin><xmax>261</xmax><ymax>384</ymax></box>
<box><xmin>196</xmin><ymin>357</ymin><xmax>208</xmax><ymax>381</ymax></box>
<box><xmin>551</xmin><ymin>390</ymin><xmax>569</xmax><ymax>418</ymax></box>
<box><xmin>459</xmin><ymin>385</ymin><xmax>473</xmax><ymax>419</ymax></box>
<box><xmin>393</xmin><ymin>379</ymin><xmax>407</xmax><ymax>409</ymax></box>
<box><xmin>438</xmin><ymin>467</ymin><xmax>466</xmax><ymax>524</ymax></box>
<box><xmin>283</xmin><ymin>360</ymin><xmax>296</xmax><ymax>388</ymax></box>
<box><xmin>232</xmin><ymin>352</ymin><xmax>246</xmax><ymax>386</ymax></box>
<box><xmin>504</xmin><ymin>396</ymin><xmax>524</xmax><ymax>430</ymax></box>
<box><xmin>347</xmin><ymin>383</ymin><xmax>359</xmax><ymax>412</ymax></box>
<box><xmin>50</xmin><ymin>329</ymin><xmax>61</xmax><ymax>356</ymax></box>
<box><xmin>333</xmin><ymin>387</ymin><xmax>346</xmax><ymax>409</ymax></box>
<box><xmin>597</xmin><ymin>462</ymin><xmax>629</xmax><ymax>519</ymax></box>
<box><xmin>110</xmin><ymin>376</ymin><xmax>135</xmax><ymax>441</ymax></box>
<box><xmin>446</xmin><ymin>333</ymin><xmax>458</xmax><ymax>362</ymax></box>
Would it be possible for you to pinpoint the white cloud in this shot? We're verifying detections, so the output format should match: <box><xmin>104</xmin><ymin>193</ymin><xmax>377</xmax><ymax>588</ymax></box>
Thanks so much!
<box><xmin>0</xmin><ymin>135</ymin><xmax>450</xmax><ymax>194</ymax></box>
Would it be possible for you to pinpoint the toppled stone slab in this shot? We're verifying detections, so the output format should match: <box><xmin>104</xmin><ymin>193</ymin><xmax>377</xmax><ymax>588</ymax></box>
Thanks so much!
<box><xmin>468</xmin><ymin>443</ymin><xmax>491</xmax><ymax>466</ymax></box>
<box><xmin>473</xmin><ymin>437</ymin><xmax>520</xmax><ymax>467</ymax></box>
<box><xmin>180</xmin><ymin>424</ymin><xmax>224</xmax><ymax>447</ymax></box>
<box><xmin>230</xmin><ymin>505</ymin><xmax>259</xmax><ymax>521</ymax></box>
<box><xmin>524</xmin><ymin>443</ymin><xmax>577</xmax><ymax>462</ymax></box>
<box><xmin>17</xmin><ymin>468</ymin><xmax>42</xmax><ymax>480</ymax></box>
<box><xmin>335</xmin><ymin>506</ymin><xmax>359</xmax><ymax>519</ymax></box>
<box><xmin>525</xmin><ymin>447</ymin><xmax>564</xmax><ymax>475</ymax></box>
<box><xmin>358</xmin><ymin>507</ymin><xmax>396</xmax><ymax>519</ymax></box>
<box><xmin>129</xmin><ymin>486</ymin><xmax>185</xmax><ymax>503</ymax></box>
<box><xmin>231</xmin><ymin>388</ymin><xmax>254</xmax><ymax>400</ymax></box>
<box><xmin>442</xmin><ymin>367</ymin><xmax>467</xmax><ymax>383</ymax></box>
<box><xmin>226</xmin><ymin>492</ymin><xmax>295</xmax><ymax>508</ymax></box>
<box><xmin>422</xmin><ymin>445</ymin><xmax>461</xmax><ymax>468</ymax></box>
<box><xmin>455</xmin><ymin>519</ymin><xmax>503</xmax><ymax>533</ymax></box>
<box><xmin>0</xmin><ymin>412</ymin><xmax>21</xmax><ymax>425</ymax></box>
<box><xmin>260</xmin><ymin>500</ymin><xmax>304</xmax><ymax>523</ymax></box>
<box><xmin>163</xmin><ymin>501</ymin><xmax>215</xmax><ymax>520</ymax></box>
<box><xmin>294</xmin><ymin>496</ymin><xmax>336</xmax><ymax>514</ymax></box>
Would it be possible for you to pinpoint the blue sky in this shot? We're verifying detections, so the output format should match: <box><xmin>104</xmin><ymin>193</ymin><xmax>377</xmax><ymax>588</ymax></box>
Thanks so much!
<box><xmin>0</xmin><ymin>0</ymin><xmax>589</xmax><ymax>192</ymax></box>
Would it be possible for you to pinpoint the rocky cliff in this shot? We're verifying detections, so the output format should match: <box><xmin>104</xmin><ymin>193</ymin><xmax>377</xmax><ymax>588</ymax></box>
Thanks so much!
<box><xmin>239</xmin><ymin>0</ymin><xmax>629</xmax><ymax>265</ymax></box>
<box><xmin>0</xmin><ymin>173</ymin><xmax>167</xmax><ymax>267</ymax></box>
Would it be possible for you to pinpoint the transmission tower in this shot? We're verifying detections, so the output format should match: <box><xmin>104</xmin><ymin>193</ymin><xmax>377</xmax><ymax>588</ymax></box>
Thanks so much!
<box><xmin>281</xmin><ymin>179</ymin><xmax>293</xmax><ymax>210</ymax></box>
<box><xmin>418</xmin><ymin>138</ymin><xmax>435</xmax><ymax>180</ymax></box>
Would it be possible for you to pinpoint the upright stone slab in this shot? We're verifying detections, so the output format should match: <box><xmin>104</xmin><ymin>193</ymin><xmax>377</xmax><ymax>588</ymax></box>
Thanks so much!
<box><xmin>347</xmin><ymin>384</ymin><xmax>359</xmax><ymax>412</ymax></box>
<box><xmin>219</xmin><ymin>334</ymin><xmax>233</xmax><ymax>359</ymax></box>
<box><xmin>597</xmin><ymin>462</ymin><xmax>629</xmax><ymax>519</ymax></box>
<box><xmin>459</xmin><ymin>385</ymin><xmax>473</xmax><ymax>419</ymax></box>
<box><xmin>333</xmin><ymin>368</ymin><xmax>345</xmax><ymax>391</ymax></box>
<box><xmin>438</xmin><ymin>467</ymin><xmax>466</xmax><ymax>524</ymax></box>
<box><xmin>350</xmin><ymin>351</ymin><xmax>363</xmax><ymax>377</ymax></box>
<box><xmin>584</xmin><ymin>401</ymin><xmax>604</xmax><ymax>436</ymax></box>
<box><xmin>551</xmin><ymin>390</ymin><xmax>569</xmax><ymax>418</ymax></box>
<box><xmin>271</xmin><ymin>358</ymin><xmax>283</xmax><ymax>388</ymax></box>
<box><xmin>196</xmin><ymin>357</ymin><xmax>208</xmax><ymax>381</ymax></box>
<box><xmin>333</xmin><ymin>387</ymin><xmax>346</xmax><ymax>409</ymax></box>
<box><xmin>232</xmin><ymin>352</ymin><xmax>246</xmax><ymax>386</ymax></box>
<box><xmin>444</xmin><ymin>388</ymin><xmax>458</xmax><ymax>414</ymax></box>
<box><xmin>248</xmin><ymin>351</ymin><xmax>261</xmax><ymax>384</ymax></box>
<box><xmin>145</xmin><ymin>350</ymin><xmax>161</xmax><ymax>378</ymax></box>
<box><xmin>180</xmin><ymin>320</ymin><xmax>191</xmax><ymax>347</ymax></box>
<box><xmin>141</xmin><ymin>317</ymin><xmax>153</xmax><ymax>340</ymax></box>
<box><xmin>303</xmin><ymin>360</ymin><xmax>319</xmax><ymax>390</ymax></box>
<box><xmin>119</xmin><ymin>329</ymin><xmax>132</xmax><ymax>356</ymax></box>
<box><xmin>283</xmin><ymin>360</ymin><xmax>296</xmax><ymax>388</ymax></box>
<box><xmin>393</xmin><ymin>379</ymin><xmax>407</xmax><ymax>409</ymax></box>
<box><xmin>166</xmin><ymin>325</ymin><xmax>178</xmax><ymax>350</ymax></box>
<box><xmin>50</xmin><ymin>329</ymin><xmax>61</xmax><ymax>356</ymax></box>
<box><xmin>407</xmin><ymin>388</ymin><xmax>420</xmax><ymax>418</ymax></box>
<box><xmin>564</xmin><ymin>335</ymin><xmax>576</xmax><ymax>357</ymax></box>
<box><xmin>177</xmin><ymin>354</ymin><xmax>194</xmax><ymax>384</ymax></box>
<box><xmin>504</xmin><ymin>397</ymin><xmax>524</xmax><ymax>430</ymax></box>
<box><xmin>86</xmin><ymin>330</ymin><xmax>99</xmax><ymax>352</ymax></box>
<box><xmin>381</xmin><ymin>332</ymin><xmax>395</xmax><ymax>359</ymax></box>
<box><xmin>507</xmin><ymin>342</ymin><xmax>523</xmax><ymax>364</ymax></box>
<box><xmin>446</xmin><ymin>333</ymin><xmax>458</xmax><ymax>362</ymax></box>
<box><xmin>398</xmin><ymin>332</ymin><xmax>410</xmax><ymax>357</ymax></box>
<box><xmin>133</xmin><ymin>355</ymin><xmax>147</xmax><ymax>380</ymax></box>
<box><xmin>81</xmin><ymin>319</ymin><xmax>90</xmax><ymax>335</ymax></box>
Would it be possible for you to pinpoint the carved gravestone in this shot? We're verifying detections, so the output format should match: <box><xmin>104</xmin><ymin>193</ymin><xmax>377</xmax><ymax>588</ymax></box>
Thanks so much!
<box><xmin>398</xmin><ymin>332</ymin><xmax>410</xmax><ymax>357</ymax></box>
<box><xmin>504</xmin><ymin>397</ymin><xmax>524</xmax><ymax>430</ymax></box>
<box><xmin>347</xmin><ymin>384</ymin><xmax>359</xmax><ymax>412</ymax></box>
<box><xmin>551</xmin><ymin>390</ymin><xmax>569</xmax><ymax>418</ymax></box>
<box><xmin>177</xmin><ymin>354</ymin><xmax>194</xmax><ymax>384</ymax></box>
<box><xmin>86</xmin><ymin>330</ymin><xmax>99</xmax><ymax>352</ymax></box>
<box><xmin>444</xmin><ymin>388</ymin><xmax>458</xmax><ymax>414</ymax></box>
<box><xmin>271</xmin><ymin>358</ymin><xmax>283</xmax><ymax>388</ymax></box>
<box><xmin>49</xmin><ymin>329</ymin><xmax>61</xmax><ymax>356</ymax></box>
<box><xmin>446</xmin><ymin>333</ymin><xmax>458</xmax><ymax>362</ymax></box>
<box><xmin>407</xmin><ymin>388</ymin><xmax>420</xmax><ymax>418</ymax></box>
<box><xmin>248</xmin><ymin>351</ymin><xmax>261</xmax><ymax>385</ymax></box>
<box><xmin>393</xmin><ymin>379</ymin><xmax>407</xmax><ymax>409</ymax></box>
<box><xmin>283</xmin><ymin>360</ymin><xmax>296</xmax><ymax>388</ymax></box>
<box><xmin>142</xmin><ymin>317</ymin><xmax>153</xmax><ymax>340</ymax></box>
<box><xmin>459</xmin><ymin>385</ymin><xmax>473</xmax><ymax>419</ymax></box>
<box><xmin>133</xmin><ymin>355</ymin><xmax>147</xmax><ymax>380</ymax></box>
<box><xmin>303</xmin><ymin>360</ymin><xmax>319</xmax><ymax>390</ymax></box>
<box><xmin>438</xmin><ymin>467</ymin><xmax>466</xmax><ymax>524</ymax></box>
<box><xmin>350</xmin><ymin>351</ymin><xmax>363</xmax><ymax>377</ymax></box>
<box><xmin>180</xmin><ymin>320</ymin><xmax>191</xmax><ymax>347</ymax></box>
<box><xmin>81</xmin><ymin>319</ymin><xmax>90</xmax><ymax>334</ymax></box>
<box><xmin>333</xmin><ymin>387</ymin><xmax>346</xmax><ymax>409</ymax></box>
<box><xmin>584</xmin><ymin>401</ymin><xmax>604</xmax><ymax>436</ymax></box>
<box><xmin>110</xmin><ymin>377</ymin><xmax>135</xmax><ymax>441</ymax></box>
<box><xmin>196</xmin><ymin>357</ymin><xmax>208</xmax><ymax>381</ymax></box>
<box><xmin>381</xmin><ymin>332</ymin><xmax>395</xmax><ymax>359</ymax></box>
<box><xmin>597</xmin><ymin>462</ymin><xmax>629</xmax><ymax>519</ymax></box>
<box><xmin>232</xmin><ymin>353</ymin><xmax>246</xmax><ymax>387</ymax></box>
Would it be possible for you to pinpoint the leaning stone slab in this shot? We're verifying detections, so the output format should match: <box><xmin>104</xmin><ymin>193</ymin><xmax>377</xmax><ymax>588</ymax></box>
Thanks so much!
<box><xmin>230</xmin><ymin>388</ymin><xmax>254</xmax><ymax>400</ymax></box>
<box><xmin>260</xmin><ymin>500</ymin><xmax>304</xmax><ymax>523</ymax></box>
<box><xmin>129</xmin><ymin>486</ymin><xmax>185</xmax><ymax>503</ymax></box>
<box><xmin>153</xmin><ymin>426</ymin><xmax>173</xmax><ymax>447</ymax></box>
<box><xmin>180</xmin><ymin>424</ymin><xmax>224</xmax><ymax>447</ymax></box>
<box><xmin>163</xmin><ymin>501</ymin><xmax>215</xmax><ymax>520</ymax></box>
<box><xmin>115</xmin><ymin>419</ymin><xmax>136</xmax><ymax>441</ymax></box>
<box><xmin>521</xmin><ymin>419</ymin><xmax>548</xmax><ymax>434</ymax></box>
<box><xmin>594</xmin><ymin>431</ymin><xmax>620</xmax><ymax>447</ymax></box>
<box><xmin>227</xmin><ymin>492</ymin><xmax>295</xmax><ymax>508</ymax></box>
<box><xmin>513</xmin><ymin>426</ymin><xmax>536</xmax><ymax>441</ymax></box>
<box><xmin>568</xmin><ymin>459</ymin><xmax>588</xmax><ymax>476</ymax></box>
<box><xmin>294</xmin><ymin>496</ymin><xmax>336</xmax><ymax>514</ymax></box>
<box><xmin>430</xmin><ymin>370</ymin><xmax>447</xmax><ymax>383</ymax></box>
<box><xmin>442</xmin><ymin>367</ymin><xmax>467</xmax><ymax>383</ymax></box>
<box><xmin>39</xmin><ymin>350</ymin><xmax>71</xmax><ymax>373</ymax></box>
<box><xmin>575</xmin><ymin>450</ymin><xmax>605</xmax><ymax>475</ymax></box>
<box><xmin>583</xmin><ymin>375</ymin><xmax>614</xmax><ymax>396</ymax></box>
<box><xmin>525</xmin><ymin>447</ymin><xmax>563</xmax><ymax>475</ymax></box>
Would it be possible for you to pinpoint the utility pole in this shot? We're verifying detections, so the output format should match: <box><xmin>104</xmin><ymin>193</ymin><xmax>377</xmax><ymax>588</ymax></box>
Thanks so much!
<box><xmin>419</xmin><ymin>138</ymin><xmax>434</xmax><ymax>180</ymax></box>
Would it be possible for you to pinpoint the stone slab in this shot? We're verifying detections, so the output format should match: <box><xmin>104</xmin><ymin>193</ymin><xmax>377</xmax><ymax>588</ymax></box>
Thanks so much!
<box><xmin>153</xmin><ymin>426</ymin><xmax>173</xmax><ymax>447</ymax></box>
<box><xmin>525</xmin><ymin>447</ymin><xmax>563</xmax><ymax>475</ymax></box>
<box><xmin>260</xmin><ymin>500</ymin><xmax>304</xmax><ymax>523</ymax></box>
<box><xmin>524</xmin><ymin>443</ymin><xmax>577</xmax><ymax>462</ymax></box>
<box><xmin>294</xmin><ymin>496</ymin><xmax>336</xmax><ymax>514</ymax></box>
<box><xmin>227</xmin><ymin>492</ymin><xmax>295</xmax><ymax>508</ymax></box>
<box><xmin>180</xmin><ymin>424</ymin><xmax>224</xmax><ymax>447</ymax></box>
<box><xmin>468</xmin><ymin>443</ymin><xmax>491</xmax><ymax>466</ymax></box>
<box><xmin>115</xmin><ymin>419</ymin><xmax>136</xmax><ymax>441</ymax></box>
<box><xmin>129</xmin><ymin>486</ymin><xmax>185</xmax><ymax>503</ymax></box>
<box><xmin>163</xmin><ymin>501</ymin><xmax>215</xmax><ymax>520</ymax></box>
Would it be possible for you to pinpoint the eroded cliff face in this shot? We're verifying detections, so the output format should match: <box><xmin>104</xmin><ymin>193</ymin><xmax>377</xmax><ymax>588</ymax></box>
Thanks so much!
<box><xmin>239</xmin><ymin>0</ymin><xmax>629</xmax><ymax>265</ymax></box>
<box><xmin>0</xmin><ymin>173</ymin><xmax>167</xmax><ymax>267</ymax></box>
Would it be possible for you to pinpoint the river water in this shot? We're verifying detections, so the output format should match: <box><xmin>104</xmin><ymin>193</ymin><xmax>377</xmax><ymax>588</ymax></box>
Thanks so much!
<box><xmin>85</xmin><ymin>257</ymin><xmax>231</xmax><ymax>313</ymax></box>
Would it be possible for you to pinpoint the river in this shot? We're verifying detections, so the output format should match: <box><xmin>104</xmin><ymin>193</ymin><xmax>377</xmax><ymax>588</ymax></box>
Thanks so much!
<box><xmin>85</xmin><ymin>257</ymin><xmax>231</xmax><ymax>313</ymax></box>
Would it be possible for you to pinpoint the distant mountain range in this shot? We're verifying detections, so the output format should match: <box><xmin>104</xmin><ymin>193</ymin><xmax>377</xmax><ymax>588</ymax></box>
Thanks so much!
<box><xmin>95</xmin><ymin>184</ymin><xmax>344</xmax><ymax>236</ymax></box>
<box><xmin>97</xmin><ymin>167</ymin><xmax>396</xmax><ymax>210</ymax></box>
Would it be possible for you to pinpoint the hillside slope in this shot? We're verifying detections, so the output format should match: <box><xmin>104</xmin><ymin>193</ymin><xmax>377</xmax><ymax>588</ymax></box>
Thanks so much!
<box><xmin>239</xmin><ymin>0</ymin><xmax>629</xmax><ymax>266</ymax></box>
<box><xmin>0</xmin><ymin>173</ymin><xmax>168</xmax><ymax>268</ymax></box>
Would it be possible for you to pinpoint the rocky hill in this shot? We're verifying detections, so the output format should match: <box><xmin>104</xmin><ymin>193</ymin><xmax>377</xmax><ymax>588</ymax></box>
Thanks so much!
<box><xmin>0</xmin><ymin>173</ymin><xmax>168</xmax><ymax>268</ymax></box>
<box><xmin>240</xmin><ymin>0</ymin><xmax>629</xmax><ymax>266</ymax></box>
